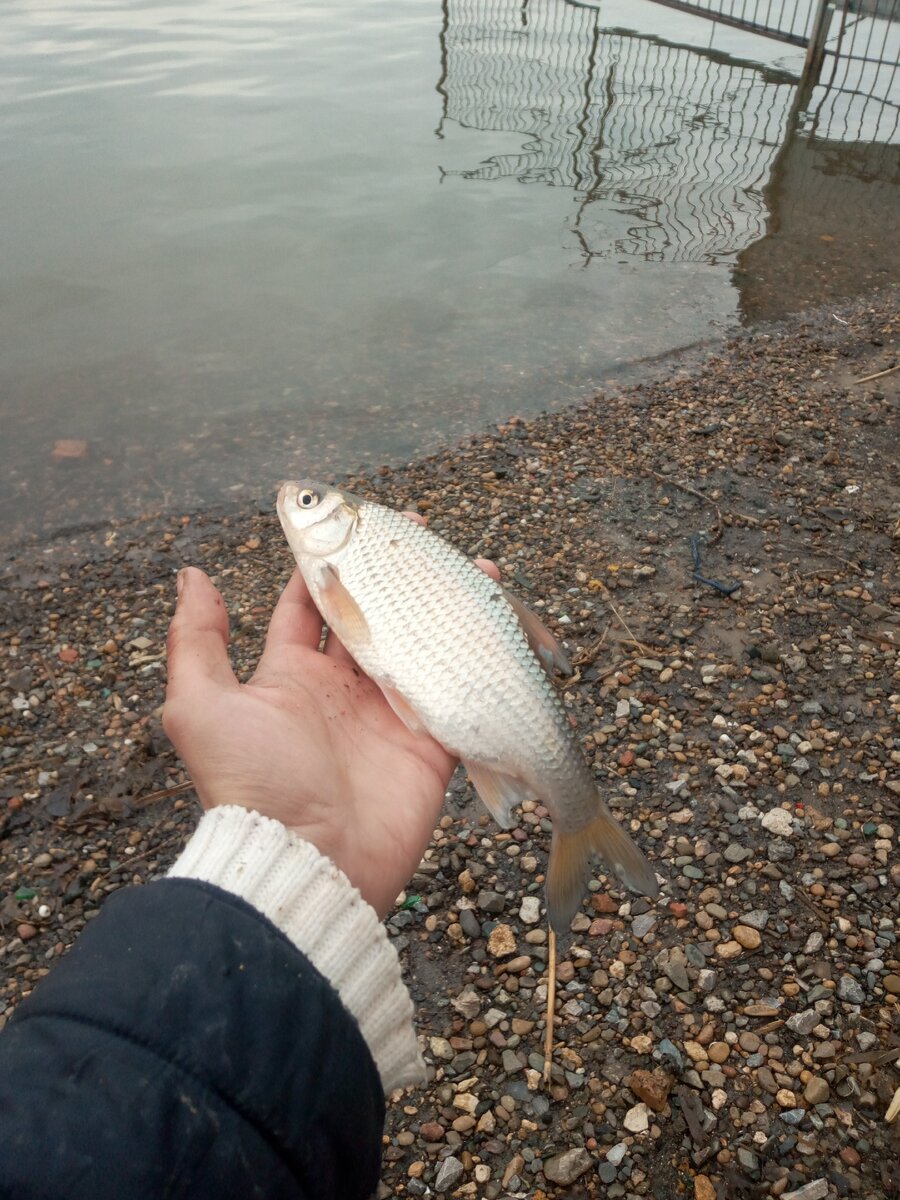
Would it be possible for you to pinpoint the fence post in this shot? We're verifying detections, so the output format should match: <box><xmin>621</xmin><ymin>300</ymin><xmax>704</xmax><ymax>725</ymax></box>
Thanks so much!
<box><xmin>804</xmin><ymin>0</ymin><xmax>836</xmax><ymax>79</ymax></box>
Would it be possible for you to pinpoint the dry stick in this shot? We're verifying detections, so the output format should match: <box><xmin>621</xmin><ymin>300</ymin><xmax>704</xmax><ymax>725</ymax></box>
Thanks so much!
<box><xmin>853</xmin><ymin>363</ymin><xmax>900</xmax><ymax>385</ymax></box>
<box><xmin>134</xmin><ymin>779</ymin><xmax>195</xmax><ymax>808</ymax></box>
<box><xmin>543</xmin><ymin>925</ymin><xmax>557</xmax><ymax>1085</ymax></box>
<box><xmin>596</xmin><ymin>582</ymin><xmax>647</xmax><ymax>658</ymax></box>
<box><xmin>649</xmin><ymin>470</ymin><xmax>759</xmax><ymax>527</ymax></box>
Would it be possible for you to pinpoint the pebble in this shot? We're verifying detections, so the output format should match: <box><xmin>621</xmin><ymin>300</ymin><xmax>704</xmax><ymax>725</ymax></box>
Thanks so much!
<box><xmin>487</xmin><ymin>924</ymin><xmax>516</xmax><ymax>958</ymax></box>
<box><xmin>627</xmin><ymin>1068</ymin><xmax>672</xmax><ymax>1112</ymax></box>
<box><xmin>760</xmin><ymin>808</ymin><xmax>794</xmax><ymax>837</ymax></box>
<box><xmin>543</xmin><ymin>1147</ymin><xmax>592</xmax><ymax>1186</ymax></box>
<box><xmin>782</xmin><ymin>1181</ymin><xmax>828</xmax><ymax>1200</ymax></box>
<box><xmin>434</xmin><ymin>1155</ymin><xmax>463</xmax><ymax>1192</ymax></box>
<box><xmin>518</xmin><ymin>896</ymin><xmax>541</xmax><ymax>925</ymax></box>
<box><xmin>732</xmin><ymin>925</ymin><xmax>762</xmax><ymax>950</ymax></box>
<box><xmin>786</xmin><ymin>1009</ymin><xmax>819</xmax><ymax>1036</ymax></box>
<box><xmin>804</xmin><ymin>1077</ymin><xmax>829</xmax><ymax>1105</ymax></box>
<box><xmin>623</xmin><ymin>1103</ymin><xmax>650</xmax><ymax>1133</ymax></box>
<box><xmin>837</xmin><ymin>975</ymin><xmax>866</xmax><ymax>1005</ymax></box>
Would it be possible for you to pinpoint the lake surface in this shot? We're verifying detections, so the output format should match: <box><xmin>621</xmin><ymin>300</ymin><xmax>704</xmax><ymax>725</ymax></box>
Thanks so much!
<box><xmin>1</xmin><ymin>0</ymin><xmax>897</xmax><ymax>546</ymax></box>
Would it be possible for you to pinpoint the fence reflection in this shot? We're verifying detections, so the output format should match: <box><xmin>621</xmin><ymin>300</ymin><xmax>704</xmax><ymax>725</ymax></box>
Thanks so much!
<box><xmin>436</xmin><ymin>0</ymin><xmax>899</xmax><ymax>268</ymax></box>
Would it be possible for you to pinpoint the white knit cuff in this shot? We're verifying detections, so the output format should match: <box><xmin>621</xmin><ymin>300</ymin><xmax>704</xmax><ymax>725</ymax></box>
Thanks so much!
<box><xmin>167</xmin><ymin>805</ymin><xmax>425</xmax><ymax>1092</ymax></box>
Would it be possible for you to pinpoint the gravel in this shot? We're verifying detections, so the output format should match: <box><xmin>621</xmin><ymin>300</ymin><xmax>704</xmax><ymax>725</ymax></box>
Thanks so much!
<box><xmin>1</xmin><ymin>292</ymin><xmax>899</xmax><ymax>1198</ymax></box>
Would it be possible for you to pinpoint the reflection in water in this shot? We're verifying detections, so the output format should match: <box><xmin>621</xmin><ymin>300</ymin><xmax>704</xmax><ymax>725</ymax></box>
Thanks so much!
<box><xmin>438</xmin><ymin>1</ymin><xmax>797</xmax><ymax>263</ymax></box>
<box><xmin>437</xmin><ymin>0</ymin><xmax>899</xmax><ymax>288</ymax></box>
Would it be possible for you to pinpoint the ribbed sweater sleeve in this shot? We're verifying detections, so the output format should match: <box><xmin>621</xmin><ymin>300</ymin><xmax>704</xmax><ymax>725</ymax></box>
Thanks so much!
<box><xmin>168</xmin><ymin>805</ymin><xmax>425</xmax><ymax>1092</ymax></box>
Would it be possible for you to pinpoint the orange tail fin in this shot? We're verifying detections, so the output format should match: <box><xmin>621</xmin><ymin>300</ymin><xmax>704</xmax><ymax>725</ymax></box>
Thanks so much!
<box><xmin>546</xmin><ymin>804</ymin><xmax>658</xmax><ymax>932</ymax></box>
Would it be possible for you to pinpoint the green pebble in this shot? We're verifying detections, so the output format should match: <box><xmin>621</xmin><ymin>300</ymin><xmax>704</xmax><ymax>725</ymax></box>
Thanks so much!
<box><xmin>87</xmin><ymin>659</ymin><xmax>102</xmax><ymax>670</ymax></box>
<box><xmin>15</xmin><ymin>887</ymin><xmax>36</xmax><ymax>901</ymax></box>
<box><xmin>835</xmin><ymin>818</ymin><xmax>848</xmax><ymax>829</ymax></box>
<box><xmin>863</xmin><ymin>822</ymin><xmax>877</xmax><ymax>837</ymax></box>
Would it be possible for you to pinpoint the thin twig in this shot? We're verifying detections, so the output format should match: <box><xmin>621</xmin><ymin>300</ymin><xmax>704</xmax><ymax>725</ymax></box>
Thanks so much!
<box><xmin>649</xmin><ymin>471</ymin><xmax>760</xmax><ymax>526</ymax></box>
<box><xmin>543</xmin><ymin>926</ymin><xmax>557</xmax><ymax>1086</ymax></box>
<box><xmin>133</xmin><ymin>780</ymin><xmax>195</xmax><ymax>808</ymax></box>
<box><xmin>853</xmin><ymin>363</ymin><xmax>899</xmax><ymax>385</ymax></box>
<box><xmin>595</xmin><ymin>582</ymin><xmax>648</xmax><ymax>657</ymax></box>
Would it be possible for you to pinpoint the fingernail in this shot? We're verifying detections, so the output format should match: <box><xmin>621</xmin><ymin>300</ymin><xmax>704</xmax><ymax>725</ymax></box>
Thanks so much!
<box><xmin>176</xmin><ymin>569</ymin><xmax>188</xmax><ymax>599</ymax></box>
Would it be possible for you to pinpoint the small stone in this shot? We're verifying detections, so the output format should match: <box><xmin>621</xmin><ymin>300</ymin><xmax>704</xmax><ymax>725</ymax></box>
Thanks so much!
<box><xmin>623</xmin><ymin>1102</ymin><xmax>650</xmax><ymax>1133</ymax></box>
<box><xmin>776</xmin><ymin>1088</ymin><xmax>797</xmax><ymax>1108</ymax></box>
<box><xmin>16</xmin><ymin>923</ymin><xmax>37</xmax><ymax>940</ymax></box>
<box><xmin>519</xmin><ymin>896</ymin><xmax>541</xmax><ymax>925</ymax></box>
<box><xmin>627</xmin><ymin>1068</ymin><xmax>672</xmax><ymax>1112</ymax></box>
<box><xmin>708</xmin><ymin>1042</ymin><xmax>730</xmax><ymax>1064</ymax></box>
<box><xmin>724</xmin><ymin>843</ymin><xmax>752</xmax><ymax>863</ymax></box>
<box><xmin>504</xmin><ymin>955</ymin><xmax>532</xmax><ymax>973</ymax></box>
<box><xmin>543</xmin><ymin>1147</ymin><xmax>592</xmax><ymax>1186</ymax></box>
<box><xmin>694</xmin><ymin>1176</ymin><xmax>716</xmax><ymax>1200</ymax></box>
<box><xmin>733</xmin><ymin>925</ymin><xmax>761</xmax><ymax>950</ymax></box>
<box><xmin>434</xmin><ymin>1155</ymin><xmax>464</xmax><ymax>1192</ymax></box>
<box><xmin>451</xmin><ymin>987</ymin><xmax>481</xmax><ymax>1019</ymax></box>
<box><xmin>837</xmin><ymin>974</ymin><xmax>866</xmax><ymax>1005</ymax></box>
<box><xmin>420</xmin><ymin>1122</ymin><xmax>445</xmax><ymax>1142</ymax></box>
<box><xmin>459</xmin><ymin>908</ymin><xmax>481</xmax><ymax>939</ymax></box>
<box><xmin>487</xmin><ymin>924</ymin><xmax>516</xmax><ymax>958</ymax></box>
<box><xmin>715</xmin><ymin>940</ymin><xmax>743</xmax><ymax>960</ymax></box>
<box><xmin>786</xmin><ymin>1008</ymin><xmax>818</xmax><ymax>1036</ymax></box>
<box><xmin>883</xmin><ymin>973</ymin><xmax>900</xmax><ymax>995</ymax></box>
<box><xmin>478</xmin><ymin>890</ymin><xmax>506</xmax><ymax>914</ymax></box>
<box><xmin>606</xmin><ymin>1143</ymin><xmax>627</xmax><ymax>1166</ymax></box>
<box><xmin>782</xmin><ymin>1181</ymin><xmax>828</xmax><ymax>1200</ymax></box>
<box><xmin>804</xmin><ymin>1077</ymin><xmax>829</xmax><ymax>1104</ymax></box>
<box><xmin>632</xmin><ymin>913</ymin><xmax>657</xmax><ymax>938</ymax></box>
<box><xmin>760</xmin><ymin>808</ymin><xmax>794</xmax><ymax>837</ymax></box>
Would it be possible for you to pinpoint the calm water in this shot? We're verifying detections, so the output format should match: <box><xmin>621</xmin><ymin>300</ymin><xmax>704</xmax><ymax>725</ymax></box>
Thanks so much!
<box><xmin>1</xmin><ymin>0</ymin><xmax>897</xmax><ymax>545</ymax></box>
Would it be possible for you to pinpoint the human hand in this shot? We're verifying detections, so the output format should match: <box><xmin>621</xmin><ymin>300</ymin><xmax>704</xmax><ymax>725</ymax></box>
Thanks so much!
<box><xmin>163</xmin><ymin>537</ymin><xmax>499</xmax><ymax>919</ymax></box>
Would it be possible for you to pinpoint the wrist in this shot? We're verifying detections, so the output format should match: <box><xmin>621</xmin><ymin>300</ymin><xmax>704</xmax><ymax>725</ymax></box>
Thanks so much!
<box><xmin>168</xmin><ymin>805</ymin><xmax>424</xmax><ymax>1092</ymax></box>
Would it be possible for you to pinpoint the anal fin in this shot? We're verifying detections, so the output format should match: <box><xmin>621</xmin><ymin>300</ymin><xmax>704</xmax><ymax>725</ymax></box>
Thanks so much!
<box><xmin>463</xmin><ymin>760</ymin><xmax>535</xmax><ymax>830</ymax></box>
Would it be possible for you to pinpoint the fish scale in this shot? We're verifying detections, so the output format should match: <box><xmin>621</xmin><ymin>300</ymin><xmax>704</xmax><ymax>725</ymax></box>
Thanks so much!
<box><xmin>278</xmin><ymin>480</ymin><xmax>659</xmax><ymax>930</ymax></box>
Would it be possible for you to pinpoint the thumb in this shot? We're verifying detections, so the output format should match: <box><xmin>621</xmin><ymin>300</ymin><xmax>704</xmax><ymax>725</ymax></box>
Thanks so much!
<box><xmin>165</xmin><ymin>567</ymin><xmax>237</xmax><ymax>700</ymax></box>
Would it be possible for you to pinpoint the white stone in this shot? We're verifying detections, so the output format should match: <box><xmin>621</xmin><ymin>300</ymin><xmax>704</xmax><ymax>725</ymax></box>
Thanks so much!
<box><xmin>623</xmin><ymin>1102</ymin><xmax>650</xmax><ymax>1133</ymax></box>
<box><xmin>760</xmin><ymin>807</ymin><xmax>794</xmax><ymax>837</ymax></box>
<box><xmin>519</xmin><ymin>896</ymin><xmax>542</xmax><ymax>925</ymax></box>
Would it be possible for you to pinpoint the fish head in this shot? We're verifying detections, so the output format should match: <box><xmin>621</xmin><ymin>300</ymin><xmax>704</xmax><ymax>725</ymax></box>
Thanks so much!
<box><xmin>277</xmin><ymin>479</ymin><xmax>360</xmax><ymax>558</ymax></box>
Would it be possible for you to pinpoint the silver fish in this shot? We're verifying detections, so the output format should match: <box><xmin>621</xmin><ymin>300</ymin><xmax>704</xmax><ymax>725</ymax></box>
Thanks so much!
<box><xmin>277</xmin><ymin>479</ymin><xmax>658</xmax><ymax>930</ymax></box>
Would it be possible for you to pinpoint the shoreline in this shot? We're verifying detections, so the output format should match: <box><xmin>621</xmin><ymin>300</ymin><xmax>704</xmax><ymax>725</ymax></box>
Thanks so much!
<box><xmin>1</xmin><ymin>291</ymin><xmax>898</xmax><ymax>1198</ymax></box>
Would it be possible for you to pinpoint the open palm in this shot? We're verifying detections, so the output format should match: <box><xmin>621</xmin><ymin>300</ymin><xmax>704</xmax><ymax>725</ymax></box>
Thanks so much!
<box><xmin>164</xmin><ymin>553</ymin><xmax>495</xmax><ymax>917</ymax></box>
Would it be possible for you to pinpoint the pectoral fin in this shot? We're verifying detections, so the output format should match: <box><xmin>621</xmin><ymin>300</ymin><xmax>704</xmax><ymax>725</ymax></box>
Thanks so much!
<box><xmin>463</xmin><ymin>760</ymin><xmax>535</xmax><ymax>830</ymax></box>
<box><xmin>504</xmin><ymin>589</ymin><xmax>572</xmax><ymax>676</ymax></box>
<box><xmin>380</xmin><ymin>683</ymin><xmax>426</xmax><ymax>734</ymax></box>
<box><xmin>314</xmin><ymin>562</ymin><xmax>370</xmax><ymax>646</ymax></box>
<box><xmin>546</xmin><ymin>801</ymin><xmax>659</xmax><ymax>932</ymax></box>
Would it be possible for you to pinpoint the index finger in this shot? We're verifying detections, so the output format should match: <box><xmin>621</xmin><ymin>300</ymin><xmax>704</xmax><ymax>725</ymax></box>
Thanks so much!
<box><xmin>259</xmin><ymin>568</ymin><xmax>324</xmax><ymax>664</ymax></box>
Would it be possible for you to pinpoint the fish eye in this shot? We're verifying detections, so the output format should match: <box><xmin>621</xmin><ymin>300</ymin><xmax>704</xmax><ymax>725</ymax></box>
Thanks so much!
<box><xmin>298</xmin><ymin>488</ymin><xmax>319</xmax><ymax>509</ymax></box>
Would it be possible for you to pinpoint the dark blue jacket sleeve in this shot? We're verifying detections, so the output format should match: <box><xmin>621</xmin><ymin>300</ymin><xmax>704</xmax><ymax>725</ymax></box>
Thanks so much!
<box><xmin>0</xmin><ymin>879</ymin><xmax>384</xmax><ymax>1200</ymax></box>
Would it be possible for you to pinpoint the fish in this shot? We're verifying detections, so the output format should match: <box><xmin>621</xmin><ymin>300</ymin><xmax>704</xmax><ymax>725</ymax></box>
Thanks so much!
<box><xmin>277</xmin><ymin>479</ymin><xmax>659</xmax><ymax>931</ymax></box>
